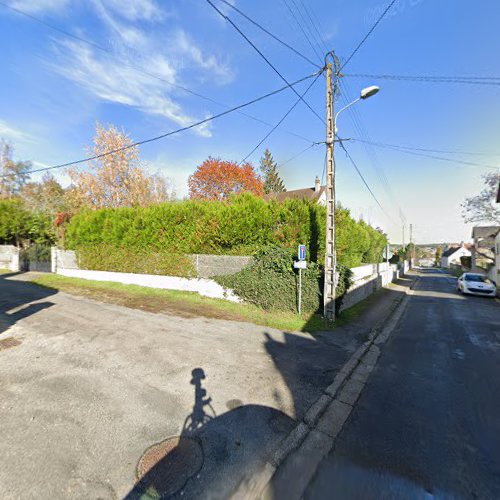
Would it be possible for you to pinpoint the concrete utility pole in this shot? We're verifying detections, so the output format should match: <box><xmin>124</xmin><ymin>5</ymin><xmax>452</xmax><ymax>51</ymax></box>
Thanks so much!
<box><xmin>323</xmin><ymin>57</ymin><xmax>336</xmax><ymax>320</ymax></box>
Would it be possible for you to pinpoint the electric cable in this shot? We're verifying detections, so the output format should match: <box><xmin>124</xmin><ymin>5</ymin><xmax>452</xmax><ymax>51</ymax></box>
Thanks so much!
<box><xmin>205</xmin><ymin>0</ymin><xmax>326</xmax><ymax>125</ymax></box>
<box><xmin>216</xmin><ymin>0</ymin><xmax>320</xmax><ymax>68</ymax></box>
<box><xmin>0</xmin><ymin>0</ymin><xmax>317</xmax><ymax>145</ymax></box>
<box><xmin>338</xmin><ymin>140</ymin><xmax>399</xmax><ymax>227</ymax></box>
<box><xmin>240</xmin><ymin>70</ymin><xmax>323</xmax><ymax>163</ymax></box>
<box><xmin>341</xmin><ymin>0</ymin><xmax>397</xmax><ymax>70</ymax></box>
<box><xmin>2</xmin><ymin>70</ymin><xmax>321</xmax><ymax>177</ymax></box>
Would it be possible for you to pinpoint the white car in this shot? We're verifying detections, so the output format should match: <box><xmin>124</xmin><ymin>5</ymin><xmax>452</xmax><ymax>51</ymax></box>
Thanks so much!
<box><xmin>457</xmin><ymin>273</ymin><xmax>497</xmax><ymax>297</ymax></box>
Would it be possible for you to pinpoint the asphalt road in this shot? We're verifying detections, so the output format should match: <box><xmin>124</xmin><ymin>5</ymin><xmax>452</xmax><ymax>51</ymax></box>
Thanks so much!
<box><xmin>306</xmin><ymin>268</ymin><xmax>500</xmax><ymax>500</ymax></box>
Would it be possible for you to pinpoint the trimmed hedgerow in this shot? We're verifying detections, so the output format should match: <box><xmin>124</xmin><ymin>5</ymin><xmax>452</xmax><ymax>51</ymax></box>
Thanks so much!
<box><xmin>64</xmin><ymin>194</ymin><xmax>387</xmax><ymax>268</ymax></box>
<box><xmin>76</xmin><ymin>244</ymin><xmax>196</xmax><ymax>277</ymax></box>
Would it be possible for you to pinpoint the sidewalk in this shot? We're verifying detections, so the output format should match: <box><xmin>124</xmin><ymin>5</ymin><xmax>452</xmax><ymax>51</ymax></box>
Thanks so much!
<box><xmin>0</xmin><ymin>272</ymin><xmax>413</xmax><ymax>499</ymax></box>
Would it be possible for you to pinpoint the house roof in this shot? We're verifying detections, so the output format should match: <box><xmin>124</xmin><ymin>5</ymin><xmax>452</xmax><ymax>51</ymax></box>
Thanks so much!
<box><xmin>442</xmin><ymin>246</ymin><xmax>463</xmax><ymax>258</ymax></box>
<box><xmin>263</xmin><ymin>185</ymin><xmax>326</xmax><ymax>203</ymax></box>
<box><xmin>471</xmin><ymin>226</ymin><xmax>500</xmax><ymax>240</ymax></box>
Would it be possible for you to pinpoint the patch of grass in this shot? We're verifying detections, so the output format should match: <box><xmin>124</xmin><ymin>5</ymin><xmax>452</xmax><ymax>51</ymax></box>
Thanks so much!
<box><xmin>30</xmin><ymin>274</ymin><xmax>350</xmax><ymax>333</ymax></box>
<box><xmin>0</xmin><ymin>268</ymin><xmax>11</xmax><ymax>274</ymax></box>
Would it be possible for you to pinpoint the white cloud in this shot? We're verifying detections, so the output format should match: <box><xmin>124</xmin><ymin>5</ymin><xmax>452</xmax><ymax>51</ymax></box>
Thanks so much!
<box><xmin>99</xmin><ymin>0</ymin><xmax>165</xmax><ymax>22</ymax></box>
<box><xmin>9</xmin><ymin>0</ymin><xmax>69</xmax><ymax>13</ymax></box>
<box><xmin>173</xmin><ymin>30</ymin><xmax>233</xmax><ymax>84</ymax></box>
<box><xmin>0</xmin><ymin>120</ymin><xmax>35</xmax><ymax>144</ymax></box>
<box><xmin>51</xmin><ymin>40</ymin><xmax>213</xmax><ymax>137</ymax></box>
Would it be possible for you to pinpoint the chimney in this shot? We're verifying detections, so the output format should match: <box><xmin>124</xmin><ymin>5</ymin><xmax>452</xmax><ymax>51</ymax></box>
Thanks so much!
<box><xmin>314</xmin><ymin>176</ymin><xmax>321</xmax><ymax>192</ymax></box>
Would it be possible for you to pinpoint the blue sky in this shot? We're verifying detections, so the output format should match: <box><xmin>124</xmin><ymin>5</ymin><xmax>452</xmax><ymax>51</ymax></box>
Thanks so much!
<box><xmin>1</xmin><ymin>0</ymin><xmax>499</xmax><ymax>244</ymax></box>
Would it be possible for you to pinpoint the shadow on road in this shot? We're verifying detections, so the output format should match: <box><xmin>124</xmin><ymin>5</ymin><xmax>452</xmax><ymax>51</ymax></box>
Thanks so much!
<box><xmin>124</xmin><ymin>276</ymin><xmax>417</xmax><ymax>498</ymax></box>
<box><xmin>125</xmin><ymin>367</ymin><xmax>296</xmax><ymax>499</ymax></box>
<box><xmin>0</xmin><ymin>272</ymin><xmax>56</xmax><ymax>336</ymax></box>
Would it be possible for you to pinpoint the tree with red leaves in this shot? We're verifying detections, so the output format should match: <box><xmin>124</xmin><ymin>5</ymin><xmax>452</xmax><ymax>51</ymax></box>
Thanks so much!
<box><xmin>188</xmin><ymin>157</ymin><xmax>263</xmax><ymax>200</ymax></box>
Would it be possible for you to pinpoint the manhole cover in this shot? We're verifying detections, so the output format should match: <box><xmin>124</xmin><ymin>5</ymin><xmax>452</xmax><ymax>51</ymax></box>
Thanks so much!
<box><xmin>135</xmin><ymin>436</ymin><xmax>203</xmax><ymax>498</ymax></box>
<box><xmin>0</xmin><ymin>338</ymin><xmax>21</xmax><ymax>351</ymax></box>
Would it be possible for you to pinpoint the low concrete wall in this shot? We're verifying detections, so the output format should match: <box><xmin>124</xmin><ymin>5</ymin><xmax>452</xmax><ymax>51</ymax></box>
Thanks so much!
<box><xmin>52</xmin><ymin>248</ymin><xmax>78</xmax><ymax>271</ymax></box>
<box><xmin>192</xmin><ymin>254</ymin><xmax>252</xmax><ymax>278</ymax></box>
<box><xmin>52</xmin><ymin>249</ymin><xmax>251</xmax><ymax>278</ymax></box>
<box><xmin>0</xmin><ymin>245</ymin><xmax>19</xmax><ymax>272</ymax></box>
<box><xmin>339</xmin><ymin>262</ymin><xmax>399</xmax><ymax>313</ymax></box>
<box><xmin>57</xmin><ymin>269</ymin><xmax>241</xmax><ymax>302</ymax></box>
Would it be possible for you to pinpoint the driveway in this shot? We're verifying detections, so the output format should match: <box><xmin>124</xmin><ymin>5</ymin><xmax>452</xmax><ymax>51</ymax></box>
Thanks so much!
<box><xmin>0</xmin><ymin>272</ymin><xmax>388</xmax><ymax>499</ymax></box>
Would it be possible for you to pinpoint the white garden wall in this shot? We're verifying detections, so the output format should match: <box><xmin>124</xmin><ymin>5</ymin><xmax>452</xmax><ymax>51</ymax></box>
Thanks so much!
<box><xmin>57</xmin><ymin>268</ymin><xmax>241</xmax><ymax>302</ymax></box>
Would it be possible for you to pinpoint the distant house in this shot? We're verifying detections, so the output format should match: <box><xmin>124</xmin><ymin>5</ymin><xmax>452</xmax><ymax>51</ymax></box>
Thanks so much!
<box><xmin>440</xmin><ymin>245</ymin><xmax>471</xmax><ymax>268</ymax></box>
<box><xmin>264</xmin><ymin>176</ymin><xmax>326</xmax><ymax>205</ymax></box>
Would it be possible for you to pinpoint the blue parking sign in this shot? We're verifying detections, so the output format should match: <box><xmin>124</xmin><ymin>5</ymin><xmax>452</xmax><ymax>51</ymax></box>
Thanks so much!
<box><xmin>298</xmin><ymin>245</ymin><xmax>306</xmax><ymax>261</ymax></box>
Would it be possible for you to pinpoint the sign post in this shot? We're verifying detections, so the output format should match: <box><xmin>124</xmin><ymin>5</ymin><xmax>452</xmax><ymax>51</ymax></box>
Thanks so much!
<box><xmin>294</xmin><ymin>245</ymin><xmax>307</xmax><ymax>315</ymax></box>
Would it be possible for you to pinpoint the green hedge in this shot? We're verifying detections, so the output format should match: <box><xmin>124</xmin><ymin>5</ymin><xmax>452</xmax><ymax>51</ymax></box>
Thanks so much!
<box><xmin>215</xmin><ymin>246</ymin><xmax>321</xmax><ymax>313</ymax></box>
<box><xmin>0</xmin><ymin>199</ymin><xmax>56</xmax><ymax>246</ymax></box>
<box><xmin>65</xmin><ymin>194</ymin><xmax>387</xmax><ymax>267</ymax></box>
<box><xmin>76</xmin><ymin>244</ymin><xmax>196</xmax><ymax>277</ymax></box>
<box><xmin>215</xmin><ymin>246</ymin><xmax>354</xmax><ymax>314</ymax></box>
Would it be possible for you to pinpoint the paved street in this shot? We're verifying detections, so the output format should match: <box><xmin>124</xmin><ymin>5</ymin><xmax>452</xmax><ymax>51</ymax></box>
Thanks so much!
<box><xmin>306</xmin><ymin>269</ymin><xmax>500</xmax><ymax>500</ymax></box>
<box><xmin>0</xmin><ymin>272</ymin><xmax>406</xmax><ymax>499</ymax></box>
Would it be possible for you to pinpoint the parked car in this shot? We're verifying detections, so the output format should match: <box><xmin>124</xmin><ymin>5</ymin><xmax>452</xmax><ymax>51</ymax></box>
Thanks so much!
<box><xmin>457</xmin><ymin>273</ymin><xmax>497</xmax><ymax>297</ymax></box>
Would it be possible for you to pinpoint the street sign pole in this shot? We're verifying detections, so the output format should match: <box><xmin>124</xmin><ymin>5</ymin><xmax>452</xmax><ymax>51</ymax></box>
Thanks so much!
<box><xmin>298</xmin><ymin>267</ymin><xmax>302</xmax><ymax>316</ymax></box>
<box><xmin>295</xmin><ymin>244</ymin><xmax>307</xmax><ymax>316</ymax></box>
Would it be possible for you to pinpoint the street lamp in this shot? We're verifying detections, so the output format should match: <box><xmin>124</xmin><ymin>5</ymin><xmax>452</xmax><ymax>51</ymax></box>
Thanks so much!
<box><xmin>335</xmin><ymin>85</ymin><xmax>380</xmax><ymax>133</ymax></box>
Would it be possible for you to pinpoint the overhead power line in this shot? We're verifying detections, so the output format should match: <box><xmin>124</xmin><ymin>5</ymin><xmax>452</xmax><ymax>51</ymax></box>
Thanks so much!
<box><xmin>280</xmin><ymin>0</ymin><xmax>323</xmax><ymax>64</ymax></box>
<box><xmin>217</xmin><ymin>0</ymin><xmax>320</xmax><ymax>68</ymax></box>
<box><xmin>297</xmin><ymin>0</ymin><xmax>330</xmax><ymax>54</ymax></box>
<box><xmin>338</xmin><ymin>79</ymin><xmax>407</xmax><ymax>225</ymax></box>
<box><xmin>205</xmin><ymin>0</ymin><xmax>326</xmax><ymax>125</ymax></box>
<box><xmin>280</xmin><ymin>142</ymin><xmax>319</xmax><ymax>167</ymax></box>
<box><xmin>351</xmin><ymin>138</ymin><xmax>500</xmax><ymax>157</ymax></box>
<box><xmin>341</xmin><ymin>0</ymin><xmax>398</xmax><ymax>70</ymax></box>
<box><xmin>3</xmin><ymin>71</ymin><xmax>320</xmax><ymax>177</ymax></box>
<box><xmin>344</xmin><ymin>73</ymin><xmax>500</xmax><ymax>86</ymax></box>
<box><xmin>0</xmin><ymin>0</ymin><xmax>317</xmax><ymax>145</ymax></box>
<box><xmin>240</xmin><ymin>70</ymin><xmax>323</xmax><ymax>163</ymax></box>
<box><xmin>338</xmin><ymin>140</ymin><xmax>398</xmax><ymax>226</ymax></box>
<box><xmin>351</xmin><ymin>138</ymin><xmax>500</xmax><ymax>170</ymax></box>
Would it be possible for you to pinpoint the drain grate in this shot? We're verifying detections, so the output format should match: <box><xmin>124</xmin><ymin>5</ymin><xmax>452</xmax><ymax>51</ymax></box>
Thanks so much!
<box><xmin>0</xmin><ymin>338</ymin><xmax>21</xmax><ymax>351</ymax></box>
<box><xmin>136</xmin><ymin>436</ymin><xmax>203</xmax><ymax>498</ymax></box>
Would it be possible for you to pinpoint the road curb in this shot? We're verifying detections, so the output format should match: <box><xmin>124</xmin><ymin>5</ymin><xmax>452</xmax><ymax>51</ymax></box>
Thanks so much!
<box><xmin>231</xmin><ymin>274</ymin><xmax>419</xmax><ymax>499</ymax></box>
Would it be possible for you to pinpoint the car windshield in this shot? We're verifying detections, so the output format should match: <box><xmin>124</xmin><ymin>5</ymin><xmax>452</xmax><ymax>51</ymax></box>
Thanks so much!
<box><xmin>464</xmin><ymin>274</ymin><xmax>491</xmax><ymax>283</ymax></box>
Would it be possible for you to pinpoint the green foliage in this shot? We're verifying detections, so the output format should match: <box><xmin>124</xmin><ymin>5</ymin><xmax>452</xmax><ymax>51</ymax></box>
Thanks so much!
<box><xmin>26</xmin><ymin>212</ymin><xmax>57</xmax><ymax>245</ymax></box>
<box><xmin>65</xmin><ymin>194</ymin><xmax>387</xmax><ymax>268</ymax></box>
<box><xmin>260</xmin><ymin>149</ymin><xmax>286</xmax><ymax>194</ymax></box>
<box><xmin>76</xmin><ymin>243</ymin><xmax>196</xmax><ymax>277</ymax></box>
<box><xmin>65</xmin><ymin>194</ymin><xmax>325</xmax><ymax>258</ymax></box>
<box><xmin>0</xmin><ymin>199</ymin><xmax>57</xmax><ymax>246</ymax></box>
<box><xmin>215</xmin><ymin>245</ymin><xmax>322</xmax><ymax>313</ymax></box>
<box><xmin>215</xmin><ymin>245</ymin><xmax>354</xmax><ymax>314</ymax></box>
<box><xmin>335</xmin><ymin>264</ymin><xmax>354</xmax><ymax>315</ymax></box>
<box><xmin>0</xmin><ymin>199</ymin><xmax>28</xmax><ymax>245</ymax></box>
